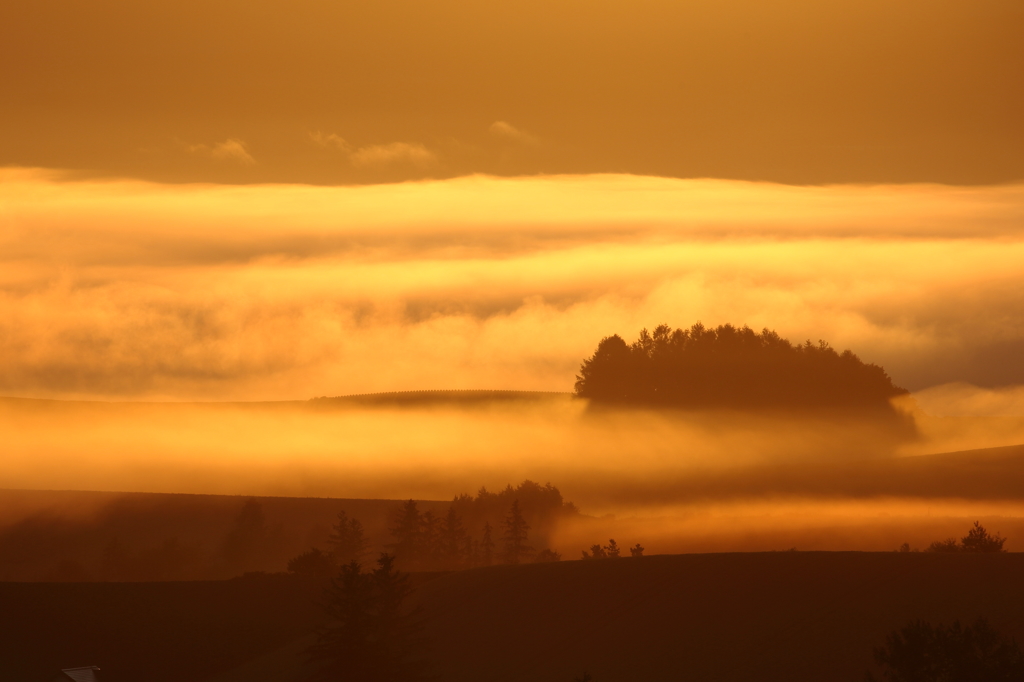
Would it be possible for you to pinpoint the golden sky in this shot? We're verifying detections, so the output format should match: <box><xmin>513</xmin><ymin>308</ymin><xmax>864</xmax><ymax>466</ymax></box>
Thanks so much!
<box><xmin>2</xmin><ymin>0</ymin><xmax>1022</xmax><ymax>184</ymax></box>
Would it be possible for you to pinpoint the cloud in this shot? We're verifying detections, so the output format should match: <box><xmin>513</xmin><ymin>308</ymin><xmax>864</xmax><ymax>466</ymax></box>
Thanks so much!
<box><xmin>187</xmin><ymin>138</ymin><xmax>256</xmax><ymax>165</ymax></box>
<box><xmin>349</xmin><ymin>142</ymin><xmax>437</xmax><ymax>168</ymax></box>
<box><xmin>489</xmin><ymin>120</ymin><xmax>540</xmax><ymax>147</ymax></box>
<box><xmin>309</xmin><ymin>131</ymin><xmax>351</xmax><ymax>152</ymax></box>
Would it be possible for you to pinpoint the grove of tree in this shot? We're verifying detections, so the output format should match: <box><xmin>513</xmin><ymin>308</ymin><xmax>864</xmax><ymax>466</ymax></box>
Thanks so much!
<box><xmin>574</xmin><ymin>323</ymin><xmax>908</xmax><ymax>410</ymax></box>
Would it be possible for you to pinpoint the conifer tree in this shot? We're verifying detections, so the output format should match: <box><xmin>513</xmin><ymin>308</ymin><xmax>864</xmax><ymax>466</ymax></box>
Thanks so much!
<box><xmin>307</xmin><ymin>554</ymin><xmax>426</xmax><ymax>682</ymax></box>
<box><xmin>419</xmin><ymin>510</ymin><xmax>440</xmax><ymax>568</ymax></box>
<box><xmin>502</xmin><ymin>499</ymin><xmax>532</xmax><ymax>565</ymax></box>
<box><xmin>389</xmin><ymin>500</ymin><xmax>421</xmax><ymax>569</ymax></box>
<box><xmin>439</xmin><ymin>506</ymin><xmax>467</xmax><ymax>569</ymax></box>
<box><xmin>328</xmin><ymin>510</ymin><xmax>369</xmax><ymax>564</ymax></box>
<box><xmin>481</xmin><ymin>522</ymin><xmax>495</xmax><ymax>566</ymax></box>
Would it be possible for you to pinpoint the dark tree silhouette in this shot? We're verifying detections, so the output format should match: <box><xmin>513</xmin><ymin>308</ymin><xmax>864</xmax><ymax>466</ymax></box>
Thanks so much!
<box><xmin>480</xmin><ymin>523</ymin><xmax>495</xmax><ymax>566</ymax></box>
<box><xmin>574</xmin><ymin>323</ymin><xmax>908</xmax><ymax>410</ymax></box>
<box><xmin>581</xmin><ymin>544</ymin><xmax>607</xmax><ymax>560</ymax></box>
<box><xmin>328</xmin><ymin>511</ymin><xmax>368</xmax><ymax>565</ymax></box>
<box><xmin>629</xmin><ymin>543</ymin><xmax>644</xmax><ymax>557</ymax></box>
<box><xmin>961</xmin><ymin>521</ymin><xmax>1007</xmax><ymax>553</ymax></box>
<box><xmin>926</xmin><ymin>538</ymin><xmax>961</xmax><ymax>553</ymax></box>
<box><xmin>603</xmin><ymin>539</ymin><xmax>621</xmax><ymax>558</ymax></box>
<box><xmin>926</xmin><ymin>521</ymin><xmax>1007</xmax><ymax>553</ymax></box>
<box><xmin>307</xmin><ymin>554</ymin><xmax>426</xmax><ymax>682</ymax></box>
<box><xmin>502</xmin><ymin>500</ymin><xmax>532</xmax><ymax>565</ymax></box>
<box><xmin>868</xmin><ymin>619</ymin><xmax>1024</xmax><ymax>681</ymax></box>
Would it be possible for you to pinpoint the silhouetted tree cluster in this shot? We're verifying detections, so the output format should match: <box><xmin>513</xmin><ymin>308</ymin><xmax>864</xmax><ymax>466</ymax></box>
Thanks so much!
<box><xmin>580</xmin><ymin>539</ymin><xmax>643</xmax><ymax>559</ymax></box>
<box><xmin>382</xmin><ymin>481</ymin><xmax>574</xmax><ymax>571</ymax></box>
<box><xmin>925</xmin><ymin>521</ymin><xmax>1007</xmax><ymax>553</ymax></box>
<box><xmin>868</xmin><ymin>618</ymin><xmax>1024</xmax><ymax>681</ymax></box>
<box><xmin>306</xmin><ymin>553</ymin><xmax>426</xmax><ymax>682</ymax></box>
<box><xmin>574</xmin><ymin>323</ymin><xmax>908</xmax><ymax>410</ymax></box>
<box><xmin>388</xmin><ymin>491</ymin><xmax>563</xmax><ymax>570</ymax></box>
<box><xmin>450</xmin><ymin>480</ymin><xmax>579</xmax><ymax>539</ymax></box>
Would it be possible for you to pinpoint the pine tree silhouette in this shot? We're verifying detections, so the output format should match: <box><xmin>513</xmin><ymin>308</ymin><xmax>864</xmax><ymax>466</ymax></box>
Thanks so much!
<box><xmin>328</xmin><ymin>510</ymin><xmax>368</xmax><ymax>564</ymax></box>
<box><xmin>481</xmin><ymin>522</ymin><xmax>495</xmax><ymax>566</ymax></box>
<box><xmin>389</xmin><ymin>500</ymin><xmax>421</xmax><ymax>570</ymax></box>
<box><xmin>439</xmin><ymin>506</ymin><xmax>467</xmax><ymax>569</ymax></box>
<box><xmin>502</xmin><ymin>500</ymin><xmax>532</xmax><ymax>565</ymax></box>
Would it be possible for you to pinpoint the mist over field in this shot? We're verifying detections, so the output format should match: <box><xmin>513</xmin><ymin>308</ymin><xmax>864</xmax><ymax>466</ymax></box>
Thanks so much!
<box><xmin>3</xmin><ymin>170</ymin><xmax>1024</xmax><ymax>555</ymax></box>
<box><xmin>5</xmin><ymin>2</ymin><xmax>1024</xmax><ymax>679</ymax></box>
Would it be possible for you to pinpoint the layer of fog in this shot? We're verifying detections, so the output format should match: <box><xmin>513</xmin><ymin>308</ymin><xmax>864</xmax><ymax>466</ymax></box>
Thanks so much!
<box><xmin>3</xmin><ymin>393</ymin><xmax>1024</xmax><ymax>508</ymax></box>
<box><xmin>3</xmin><ymin>171</ymin><xmax>1024</xmax><ymax>401</ymax></box>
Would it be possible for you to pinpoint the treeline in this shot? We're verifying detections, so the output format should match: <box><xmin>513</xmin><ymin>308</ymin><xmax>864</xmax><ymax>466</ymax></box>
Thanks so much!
<box><xmin>580</xmin><ymin>539</ymin><xmax>644</xmax><ymax>559</ymax></box>
<box><xmin>574</xmin><ymin>323</ymin><xmax>907</xmax><ymax>409</ymax></box>
<box><xmin>290</xmin><ymin>481</ymin><xmax>577</xmax><ymax>576</ymax></box>
<box><xmin>900</xmin><ymin>521</ymin><xmax>1009</xmax><ymax>554</ymax></box>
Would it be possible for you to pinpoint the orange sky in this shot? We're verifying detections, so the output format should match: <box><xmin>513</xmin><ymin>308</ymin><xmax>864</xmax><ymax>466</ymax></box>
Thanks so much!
<box><xmin>2</xmin><ymin>0</ymin><xmax>1024</xmax><ymax>536</ymax></box>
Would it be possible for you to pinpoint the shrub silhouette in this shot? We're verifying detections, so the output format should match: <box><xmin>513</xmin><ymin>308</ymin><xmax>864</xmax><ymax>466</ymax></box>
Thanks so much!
<box><xmin>868</xmin><ymin>618</ymin><xmax>1024</xmax><ymax>681</ymax></box>
<box><xmin>574</xmin><ymin>323</ymin><xmax>907</xmax><ymax>409</ymax></box>
<box><xmin>629</xmin><ymin>543</ymin><xmax>644</xmax><ymax>557</ymax></box>
<box><xmin>287</xmin><ymin>547</ymin><xmax>336</xmax><ymax>580</ymax></box>
<box><xmin>534</xmin><ymin>548</ymin><xmax>561</xmax><ymax>562</ymax></box>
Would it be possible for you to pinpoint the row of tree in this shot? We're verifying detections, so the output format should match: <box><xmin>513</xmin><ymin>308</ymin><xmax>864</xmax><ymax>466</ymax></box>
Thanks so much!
<box><xmin>290</xmin><ymin>494</ymin><xmax>567</xmax><ymax>577</ymax></box>
<box><xmin>574</xmin><ymin>323</ymin><xmax>908</xmax><ymax>409</ymax></box>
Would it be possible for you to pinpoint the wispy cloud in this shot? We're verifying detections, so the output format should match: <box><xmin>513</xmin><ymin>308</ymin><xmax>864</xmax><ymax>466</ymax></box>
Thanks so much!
<box><xmin>187</xmin><ymin>138</ymin><xmax>256</xmax><ymax>165</ymax></box>
<box><xmin>309</xmin><ymin>131</ymin><xmax>351</xmax><ymax>152</ymax></box>
<box><xmin>489</xmin><ymin>120</ymin><xmax>540</xmax><ymax>147</ymax></box>
<box><xmin>349</xmin><ymin>142</ymin><xmax>437</xmax><ymax>168</ymax></box>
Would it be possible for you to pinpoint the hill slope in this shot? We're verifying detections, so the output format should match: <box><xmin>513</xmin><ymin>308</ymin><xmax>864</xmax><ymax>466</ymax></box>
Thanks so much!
<box><xmin>8</xmin><ymin>553</ymin><xmax>1019</xmax><ymax>682</ymax></box>
<box><xmin>413</xmin><ymin>552</ymin><xmax>1024</xmax><ymax>681</ymax></box>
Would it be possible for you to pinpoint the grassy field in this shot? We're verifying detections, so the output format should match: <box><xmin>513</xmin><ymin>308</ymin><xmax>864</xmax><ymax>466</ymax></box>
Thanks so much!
<box><xmin>4</xmin><ymin>552</ymin><xmax>1023</xmax><ymax>682</ymax></box>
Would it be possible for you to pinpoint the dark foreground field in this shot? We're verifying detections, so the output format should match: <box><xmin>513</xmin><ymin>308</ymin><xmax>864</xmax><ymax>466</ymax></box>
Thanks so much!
<box><xmin>3</xmin><ymin>552</ymin><xmax>1023</xmax><ymax>682</ymax></box>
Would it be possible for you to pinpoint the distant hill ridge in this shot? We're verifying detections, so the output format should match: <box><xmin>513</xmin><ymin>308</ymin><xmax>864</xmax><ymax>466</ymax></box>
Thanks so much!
<box><xmin>310</xmin><ymin>389</ymin><xmax>572</xmax><ymax>406</ymax></box>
